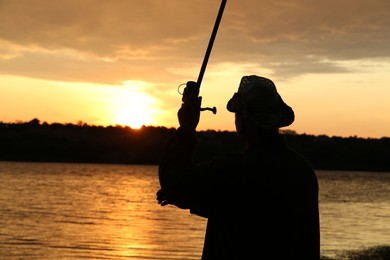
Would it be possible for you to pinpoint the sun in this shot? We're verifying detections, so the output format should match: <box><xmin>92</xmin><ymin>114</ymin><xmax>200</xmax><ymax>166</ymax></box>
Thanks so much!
<box><xmin>110</xmin><ymin>85</ymin><xmax>156</xmax><ymax>129</ymax></box>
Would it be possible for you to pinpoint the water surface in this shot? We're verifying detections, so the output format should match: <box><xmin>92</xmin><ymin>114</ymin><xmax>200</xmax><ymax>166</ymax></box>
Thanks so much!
<box><xmin>0</xmin><ymin>162</ymin><xmax>389</xmax><ymax>259</ymax></box>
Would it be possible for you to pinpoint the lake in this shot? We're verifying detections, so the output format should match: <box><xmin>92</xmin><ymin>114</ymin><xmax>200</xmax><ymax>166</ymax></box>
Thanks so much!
<box><xmin>0</xmin><ymin>162</ymin><xmax>389</xmax><ymax>259</ymax></box>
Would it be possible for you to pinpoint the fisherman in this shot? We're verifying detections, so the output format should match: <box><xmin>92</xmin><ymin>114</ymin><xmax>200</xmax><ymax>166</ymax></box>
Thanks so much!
<box><xmin>157</xmin><ymin>75</ymin><xmax>320</xmax><ymax>259</ymax></box>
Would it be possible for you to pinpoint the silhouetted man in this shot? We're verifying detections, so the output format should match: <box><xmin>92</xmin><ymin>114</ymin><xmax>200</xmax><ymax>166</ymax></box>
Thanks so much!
<box><xmin>157</xmin><ymin>75</ymin><xmax>320</xmax><ymax>259</ymax></box>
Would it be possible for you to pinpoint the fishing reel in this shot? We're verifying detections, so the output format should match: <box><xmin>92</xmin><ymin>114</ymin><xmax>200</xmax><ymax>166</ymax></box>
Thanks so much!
<box><xmin>178</xmin><ymin>82</ymin><xmax>217</xmax><ymax>114</ymax></box>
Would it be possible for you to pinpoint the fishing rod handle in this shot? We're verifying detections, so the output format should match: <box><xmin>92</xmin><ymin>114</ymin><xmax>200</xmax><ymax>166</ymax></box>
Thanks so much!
<box><xmin>182</xmin><ymin>81</ymin><xmax>217</xmax><ymax>114</ymax></box>
<box><xmin>181</xmin><ymin>81</ymin><xmax>199</xmax><ymax>104</ymax></box>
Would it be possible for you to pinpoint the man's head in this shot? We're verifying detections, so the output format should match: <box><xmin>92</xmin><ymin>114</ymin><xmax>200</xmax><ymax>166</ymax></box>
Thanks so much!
<box><xmin>227</xmin><ymin>75</ymin><xmax>294</xmax><ymax>130</ymax></box>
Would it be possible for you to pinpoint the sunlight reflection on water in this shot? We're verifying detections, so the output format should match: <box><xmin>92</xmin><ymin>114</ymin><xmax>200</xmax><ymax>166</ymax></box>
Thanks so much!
<box><xmin>0</xmin><ymin>162</ymin><xmax>389</xmax><ymax>259</ymax></box>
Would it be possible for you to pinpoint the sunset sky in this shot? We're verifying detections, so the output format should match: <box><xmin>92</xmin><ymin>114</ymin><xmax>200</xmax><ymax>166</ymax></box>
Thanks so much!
<box><xmin>1</xmin><ymin>0</ymin><xmax>389</xmax><ymax>138</ymax></box>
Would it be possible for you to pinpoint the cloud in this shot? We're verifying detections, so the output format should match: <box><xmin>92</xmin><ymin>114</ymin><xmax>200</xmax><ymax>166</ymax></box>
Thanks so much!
<box><xmin>0</xmin><ymin>0</ymin><xmax>390</xmax><ymax>84</ymax></box>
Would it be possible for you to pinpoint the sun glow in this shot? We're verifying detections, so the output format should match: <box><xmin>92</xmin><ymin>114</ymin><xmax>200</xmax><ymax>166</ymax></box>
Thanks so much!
<box><xmin>110</xmin><ymin>84</ymin><xmax>156</xmax><ymax>129</ymax></box>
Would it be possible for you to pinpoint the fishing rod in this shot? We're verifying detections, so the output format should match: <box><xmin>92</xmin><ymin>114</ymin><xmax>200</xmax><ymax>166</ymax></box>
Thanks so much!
<box><xmin>180</xmin><ymin>0</ymin><xmax>227</xmax><ymax>114</ymax></box>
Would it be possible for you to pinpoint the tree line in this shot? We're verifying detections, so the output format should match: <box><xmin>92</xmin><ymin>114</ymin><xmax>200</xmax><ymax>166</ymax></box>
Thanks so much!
<box><xmin>1</xmin><ymin>118</ymin><xmax>389</xmax><ymax>172</ymax></box>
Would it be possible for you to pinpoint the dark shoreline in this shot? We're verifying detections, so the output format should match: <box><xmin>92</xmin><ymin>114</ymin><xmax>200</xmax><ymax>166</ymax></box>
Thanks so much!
<box><xmin>321</xmin><ymin>245</ymin><xmax>390</xmax><ymax>260</ymax></box>
<box><xmin>1</xmin><ymin>119</ymin><xmax>390</xmax><ymax>172</ymax></box>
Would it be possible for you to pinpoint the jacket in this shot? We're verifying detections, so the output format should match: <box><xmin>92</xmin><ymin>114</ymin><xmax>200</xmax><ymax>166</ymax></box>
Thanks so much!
<box><xmin>158</xmin><ymin>128</ymin><xmax>320</xmax><ymax>259</ymax></box>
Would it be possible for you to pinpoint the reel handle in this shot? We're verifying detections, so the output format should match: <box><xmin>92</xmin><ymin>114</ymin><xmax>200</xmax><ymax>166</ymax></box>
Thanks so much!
<box><xmin>179</xmin><ymin>82</ymin><xmax>217</xmax><ymax>114</ymax></box>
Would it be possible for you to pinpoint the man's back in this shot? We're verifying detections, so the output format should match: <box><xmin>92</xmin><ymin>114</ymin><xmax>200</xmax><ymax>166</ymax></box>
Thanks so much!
<box><xmin>200</xmin><ymin>136</ymin><xmax>320</xmax><ymax>259</ymax></box>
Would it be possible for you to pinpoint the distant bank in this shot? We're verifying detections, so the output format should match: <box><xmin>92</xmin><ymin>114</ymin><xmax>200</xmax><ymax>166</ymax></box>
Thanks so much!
<box><xmin>1</xmin><ymin>119</ymin><xmax>389</xmax><ymax>172</ymax></box>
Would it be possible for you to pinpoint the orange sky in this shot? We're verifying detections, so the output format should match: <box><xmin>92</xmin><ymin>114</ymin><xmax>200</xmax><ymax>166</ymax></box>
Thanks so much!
<box><xmin>1</xmin><ymin>0</ymin><xmax>390</xmax><ymax>138</ymax></box>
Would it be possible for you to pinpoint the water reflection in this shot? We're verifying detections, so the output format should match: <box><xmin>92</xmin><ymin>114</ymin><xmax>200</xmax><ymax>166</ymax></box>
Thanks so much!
<box><xmin>0</xmin><ymin>162</ymin><xmax>389</xmax><ymax>259</ymax></box>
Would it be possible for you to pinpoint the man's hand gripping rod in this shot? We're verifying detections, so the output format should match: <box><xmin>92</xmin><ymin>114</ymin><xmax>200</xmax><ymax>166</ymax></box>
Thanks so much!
<box><xmin>179</xmin><ymin>0</ymin><xmax>227</xmax><ymax>114</ymax></box>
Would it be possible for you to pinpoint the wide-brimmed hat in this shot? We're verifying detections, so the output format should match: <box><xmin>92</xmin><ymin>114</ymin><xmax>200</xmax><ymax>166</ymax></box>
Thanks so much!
<box><xmin>226</xmin><ymin>75</ymin><xmax>294</xmax><ymax>129</ymax></box>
